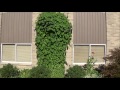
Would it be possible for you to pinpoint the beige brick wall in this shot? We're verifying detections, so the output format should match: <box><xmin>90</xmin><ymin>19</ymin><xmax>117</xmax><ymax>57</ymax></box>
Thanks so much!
<box><xmin>64</xmin><ymin>12</ymin><xmax>73</xmax><ymax>70</ymax></box>
<box><xmin>106</xmin><ymin>12</ymin><xmax>120</xmax><ymax>54</ymax></box>
<box><xmin>32</xmin><ymin>12</ymin><xmax>41</xmax><ymax>67</ymax></box>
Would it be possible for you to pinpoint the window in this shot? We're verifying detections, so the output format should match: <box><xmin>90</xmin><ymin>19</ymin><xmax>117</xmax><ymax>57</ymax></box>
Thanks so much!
<box><xmin>74</xmin><ymin>45</ymin><xmax>89</xmax><ymax>63</ymax></box>
<box><xmin>73</xmin><ymin>12</ymin><xmax>107</xmax><ymax>65</ymax></box>
<box><xmin>73</xmin><ymin>44</ymin><xmax>106</xmax><ymax>65</ymax></box>
<box><xmin>91</xmin><ymin>45</ymin><xmax>105</xmax><ymax>63</ymax></box>
<box><xmin>16</xmin><ymin>45</ymin><xmax>31</xmax><ymax>62</ymax></box>
<box><xmin>1</xmin><ymin>43</ymin><xmax>32</xmax><ymax>64</ymax></box>
<box><xmin>2</xmin><ymin>44</ymin><xmax>15</xmax><ymax>61</ymax></box>
<box><xmin>0</xmin><ymin>12</ymin><xmax>32</xmax><ymax>65</ymax></box>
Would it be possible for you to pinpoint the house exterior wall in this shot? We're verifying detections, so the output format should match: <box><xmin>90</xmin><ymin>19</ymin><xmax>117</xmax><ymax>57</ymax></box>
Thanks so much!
<box><xmin>0</xmin><ymin>12</ymin><xmax>33</xmax><ymax>69</ymax></box>
<box><xmin>0</xmin><ymin>12</ymin><xmax>120</xmax><ymax>69</ymax></box>
<box><xmin>69</xmin><ymin>12</ymin><xmax>120</xmax><ymax>66</ymax></box>
<box><xmin>65</xmin><ymin>12</ymin><xmax>120</xmax><ymax>67</ymax></box>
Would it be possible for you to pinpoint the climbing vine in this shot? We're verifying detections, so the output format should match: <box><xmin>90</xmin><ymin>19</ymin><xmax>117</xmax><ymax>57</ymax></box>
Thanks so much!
<box><xmin>35</xmin><ymin>12</ymin><xmax>72</xmax><ymax>78</ymax></box>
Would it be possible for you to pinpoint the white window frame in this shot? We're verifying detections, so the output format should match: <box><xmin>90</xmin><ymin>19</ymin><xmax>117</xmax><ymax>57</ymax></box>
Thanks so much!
<box><xmin>73</xmin><ymin>44</ymin><xmax>106</xmax><ymax>65</ymax></box>
<box><xmin>1</xmin><ymin>43</ymin><xmax>32</xmax><ymax>65</ymax></box>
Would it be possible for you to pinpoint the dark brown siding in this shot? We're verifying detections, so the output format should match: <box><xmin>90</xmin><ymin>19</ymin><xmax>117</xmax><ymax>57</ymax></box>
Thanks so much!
<box><xmin>73</xmin><ymin>12</ymin><xmax>106</xmax><ymax>44</ymax></box>
<box><xmin>1</xmin><ymin>12</ymin><xmax>32</xmax><ymax>43</ymax></box>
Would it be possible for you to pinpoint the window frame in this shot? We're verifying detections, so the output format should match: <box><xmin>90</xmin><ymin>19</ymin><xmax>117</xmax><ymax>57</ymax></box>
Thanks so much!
<box><xmin>1</xmin><ymin>43</ymin><xmax>32</xmax><ymax>65</ymax></box>
<box><xmin>73</xmin><ymin>44</ymin><xmax>106</xmax><ymax>65</ymax></box>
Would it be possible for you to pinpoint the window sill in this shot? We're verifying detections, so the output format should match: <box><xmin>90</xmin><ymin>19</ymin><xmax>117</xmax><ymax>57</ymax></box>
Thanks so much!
<box><xmin>0</xmin><ymin>61</ymin><xmax>32</xmax><ymax>66</ymax></box>
<box><xmin>73</xmin><ymin>62</ymin><xmax>106</xmax><ymax>66</ymax></box>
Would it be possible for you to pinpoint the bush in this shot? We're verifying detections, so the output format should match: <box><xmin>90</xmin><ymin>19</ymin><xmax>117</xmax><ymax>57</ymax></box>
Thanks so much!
<box><xmin>29</xmin><ymin>65</ymin><xmax>51</xmax><ymax>78</ymax></box>
<box><xmin>95</xmin><ymin>64</ymin><xmax>105</xmax><ymax>77</ymax></box>
<box><xmin>101</xmin><ymin>47</ymin><xmax>120</xmax><ymax>78</ymax></box>
<box><xmin>35</xmin><ymin>12</ymin><xmax>72</xmax><ymax>78</ymax></box>
<box><xmin>95</xmin><ymin>64</ymin><xmax>105</xmax><ymax>73</ymax></box>
<box><xmin>105</xmin><ymin>47</ymin><xmax>120</xmax><ymax>64</ymax></box>
<box><xmin>65</xmin><ymin>65</ymin><xmax>85</xmax><ymax>78</ymax></box>
<box><xmin>84</xmin><ymin>57</ymin><xmax>101</xmax><ymax>78</ymax></box>
<box><xmin>20</xmin><ymin>69</ymin><xmax>30</xmax><ymax>78</ymax></box>
<box><xmin>65</xmin><ymin>57</ymin><xmax>102</xmax><ymax>78</ymax></box>
<box><xmin>0</xmin><ymin>64</ymin><xmax>20</xmax><ymax>78</ymax></box>
<box><xmin>101</xmin><ymin>63</ymin><xmax>120</xmax><ymax>78</ymax></box>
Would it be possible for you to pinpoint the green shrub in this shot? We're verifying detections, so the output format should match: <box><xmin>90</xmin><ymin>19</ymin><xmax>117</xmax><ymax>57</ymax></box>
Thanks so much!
<box><xmin>84</xmin><ymin>57</ymin><xmax>101</xmax><ymax>78</ymax></box>
<box><xmin>101</xmin><ymin>47</ymin><xmax>120</xmax><ymax>78</ymax></box>
<box><xmin>95</xmin><ymin>64</ymin><xmax>105</xmax><ymax>77</ymax></box>
<box><xmin>29</xmin><ymin>65</ymin><xmax>51</xmax><ymax>78</ymax></box>
<box><xmin>20</xmin><ymin>69</ymin><xmax>30</xmax><ymax>78</ymax></box>
<box><xmin>35</xmin><ymin>12</ymin><xmax>72</xmax><ymax>78</ymax></box>
<box><xmin>65</xmin><ymin>65</ymin><xmax>85</xmax><ymax>78</ymax></box>
<box><xmin>101</xmin><ymin>63</ymin><xmax>120</xmax><ymax>78</ymax></box>
<box><xmin>65</xmin><ymin>57</ymin><xmax>102</xmax><ymax>78</ymax></box>
<box><xmin>95</xmin><ymin>64</ymin><xmax>105</xmax><ymax>73</ymax></box>
<box><xmin>105</xmin><ymin>47</ymin><xmax>120</xmax><ymax>64</ymax></box>
<box><xmin>1</xmin><ymin>64</ymin><xmax>20</xmax><ymax>78</ymax></box>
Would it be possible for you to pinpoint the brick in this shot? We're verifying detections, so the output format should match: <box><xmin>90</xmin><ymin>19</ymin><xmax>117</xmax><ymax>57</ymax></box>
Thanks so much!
<box><xmin>106</xmin><ymin>12</ymin><xmax>120</xmax><ymax>54</ymax></box>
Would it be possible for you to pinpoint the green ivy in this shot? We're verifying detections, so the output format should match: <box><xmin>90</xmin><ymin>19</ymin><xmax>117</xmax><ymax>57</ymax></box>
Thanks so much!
<box><xmin>35</xmin><ymin>12</ymin><xmax>72</xmax><ymax>78</ymax></box>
